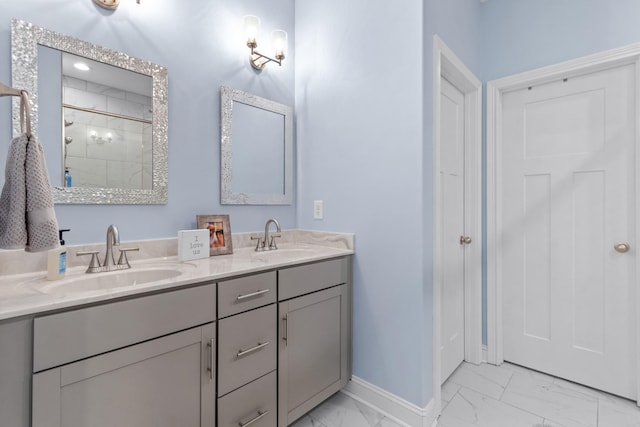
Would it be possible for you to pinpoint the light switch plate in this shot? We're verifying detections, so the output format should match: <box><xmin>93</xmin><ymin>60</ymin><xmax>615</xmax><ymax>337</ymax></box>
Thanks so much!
<box><xmin>178</xmin><ymin>229</ymin><xmax>209</xmax><ymax>261</ymax></box>
<box><xmin>313</xmin><ymin>200</ymin><xmax>324</xmax><ymax>220</ymax></box>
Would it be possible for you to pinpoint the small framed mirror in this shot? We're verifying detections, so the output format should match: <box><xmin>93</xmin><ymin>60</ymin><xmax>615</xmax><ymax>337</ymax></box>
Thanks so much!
<box><xmin>220</xmin><ymin>87</ymin><xmax>293</xmax><ymax>205</ymax></box>
<box><xmin>11</xmin><ymin>19</ymin><xmax>168</xmax><ymax>204</ymax></box>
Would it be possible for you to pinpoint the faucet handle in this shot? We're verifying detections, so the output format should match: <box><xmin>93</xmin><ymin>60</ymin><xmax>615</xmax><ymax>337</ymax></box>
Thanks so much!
<box><xmin>117</xmin><ymin>247</ymin><xmax>139</xmax><ymax>268</ymax></box>
<box><xmin>251</xmin><ymin>236</ymin><xmax>264</xmax><ymax>251</ymax></box>
<box><xmin>76</xmin><ymin>251</ymin><xmax>102</xmax><ymax>272</ymax></box>
<box><xmin>269</xmin><ymin>234</ymin><xmax>281</xmax><ymax>250</ymax></box>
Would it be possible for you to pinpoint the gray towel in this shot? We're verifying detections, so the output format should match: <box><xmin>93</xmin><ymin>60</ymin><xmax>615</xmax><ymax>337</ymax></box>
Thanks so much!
<box><xmin>0</xmin><ymin>134</ymin><xmax>60</xmax><ymax>252</ymax></box>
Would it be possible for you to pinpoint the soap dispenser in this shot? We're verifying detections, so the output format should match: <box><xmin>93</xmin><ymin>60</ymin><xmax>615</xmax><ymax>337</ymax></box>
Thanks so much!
<box><xmin>64</xmin><ymin>167</ymin><xmax>72</xmax><ymax>187</ymax></box>
<box><xmin>47</xmin><ymin>229</ymin><xmax>70</xmax><ymax>281</ymax></box>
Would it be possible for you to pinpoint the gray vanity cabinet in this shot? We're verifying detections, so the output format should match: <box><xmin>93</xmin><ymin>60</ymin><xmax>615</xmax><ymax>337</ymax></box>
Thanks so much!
<box><xmin>277</xmin><ymin>257</ymin><xmax>351</xmax><ymax>427</ymax></box>
<box><xmin>217</xmin><ymin>371</ymin><xmax>277</xmax><ymax>427</ymax></box>
<box><xmin>31</xmin><ymin>283</ymin><xmax>217</xmax><ymax>427</ymax></box>
<box><xmin>3</xmin><ymin>255</ymin><xmax>352</xmax><ymax>427</ymax></box>
<box><xmin>217</xmin><ymin>271</ymin><xmax>277</xmax><ymax>427</ymax></box>
<box><xmin>217</xmin><ymin>304</ymin><xmax>277</xmax><ymax>396</ymax></box>
<box><xmin>32</xmin><ymin>324</ymin><xmax>215</xmax><ymax>427</ymax></box>
<box><xmin>0</xmin><ymin>317</ymin><xmax>33</xmax><ymax>427</ymax></box>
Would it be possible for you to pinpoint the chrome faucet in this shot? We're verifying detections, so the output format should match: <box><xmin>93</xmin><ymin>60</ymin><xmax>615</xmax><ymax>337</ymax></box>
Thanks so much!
<box><xmin>264</xmin><ymin>218</ymin><xmax>281</xmax><ymax>249</ymax></box>
<box><xmin>103</xmin><ymin>224</ymin><xmax>120</xmax><ymax>268</ymax></box>
<box><xmin>77</xmin><ymin>224</ymin><xmax>139</xmax><ymax>273</ymax></box>
<box><xmin>252</xmin><ymin>218</ymin><xmax>282</xmax><ymax>251</ymax></box>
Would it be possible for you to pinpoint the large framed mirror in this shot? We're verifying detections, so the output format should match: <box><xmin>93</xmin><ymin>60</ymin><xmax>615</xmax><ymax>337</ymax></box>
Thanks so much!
<box><xmin>220</xmin><ymin>86</ymin><xmax>293</xmax><ymax>205</ymax></box>
<box><xmin>11</xmin><ymin>19</ymin><xmax>168</xmax><ymax>204</ymax></box>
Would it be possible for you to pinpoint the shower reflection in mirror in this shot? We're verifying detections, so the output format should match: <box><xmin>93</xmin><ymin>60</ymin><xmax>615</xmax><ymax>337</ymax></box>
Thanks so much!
<box><xmin>61</xmin><ymin>52</ymin><xmax>153</xmax><ymax>190</ymax></box>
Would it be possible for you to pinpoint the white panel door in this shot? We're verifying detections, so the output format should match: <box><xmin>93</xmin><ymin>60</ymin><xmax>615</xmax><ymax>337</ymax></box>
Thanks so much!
<box><xmin>440</xmin><ymin>77</ymin><xmax>466</xmax><ymax>383</ymax></box>
<box><xmin>501</xmin><ymin>64</ymin><xmax>636</xmax><ymax>399</ymax></box>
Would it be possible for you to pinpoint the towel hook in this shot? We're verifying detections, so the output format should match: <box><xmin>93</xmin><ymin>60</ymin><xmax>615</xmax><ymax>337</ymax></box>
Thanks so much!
<box><xmin>19</xmin><ymin>90</ymin><xmax>32</xmax><ymax>139</ymax></box>
<box><xmin>0</xmin><ymin>82</ymin><xmax>32</xmax><ymax>139</ymax></box>
<box><xmin>0</xmin><ymin>81</ymin><xmax>21</xmax><ymax>97</ymax></box>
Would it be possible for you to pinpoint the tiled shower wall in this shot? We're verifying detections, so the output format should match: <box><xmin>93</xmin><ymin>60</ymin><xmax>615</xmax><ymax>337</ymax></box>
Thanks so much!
<box><xmin>62</xmin><ymin>75</ymin><xmax>152</xmax><ymax>189</ymax></box>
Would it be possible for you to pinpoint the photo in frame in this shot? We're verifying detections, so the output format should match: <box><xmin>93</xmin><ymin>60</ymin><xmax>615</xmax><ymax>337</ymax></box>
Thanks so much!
<box><xmin>196</xmin><ymin>214</ymin><xmax>233</xmax><ymax>256</ymax></box>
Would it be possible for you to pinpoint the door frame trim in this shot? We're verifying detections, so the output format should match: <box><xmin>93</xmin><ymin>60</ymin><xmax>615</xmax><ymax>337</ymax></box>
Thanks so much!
<box><xmin>486</xmin><ymin>43</ymin><xmax>640</xmax><ymax>401</ymax></box>
<box><xmin>432</xmin><ymin>35</ymin><xmax>483</xmax><ymax>411</ymax></box>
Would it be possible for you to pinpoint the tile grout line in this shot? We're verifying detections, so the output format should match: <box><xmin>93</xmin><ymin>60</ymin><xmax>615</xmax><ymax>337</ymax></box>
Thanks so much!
<box><xmin>497</xmin><ymin>369</ymin><xmax>515</xmax><ymax>401</ymax></box>
<box><xmin>498</xmin><ymin>371</ymin><xmax>599</xmax><ymax>427</ymax></box>
<box><xmin>451</xmin><ymin>366</ymin><xmax>579</xmax><ymax>426</ymax></box>
<box><xmin>443</xmin><ymin>362</ymin><xmax>640</xmax><ymax>427</ymax></box>
<box><xmin>458</xmin><ymin>383</ymin><xmax>556</xmax><ymax>425</ymax></box>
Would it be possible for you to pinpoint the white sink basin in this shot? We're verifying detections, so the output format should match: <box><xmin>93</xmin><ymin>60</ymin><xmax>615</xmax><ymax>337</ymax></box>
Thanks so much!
<box><xmin>32</xmin><ymin>268</ymin><xmax>183</xmax><ymax>294</ymax></box>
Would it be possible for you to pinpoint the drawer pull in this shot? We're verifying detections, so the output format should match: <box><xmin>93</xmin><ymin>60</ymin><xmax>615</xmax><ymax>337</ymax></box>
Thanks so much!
<box><xmin>283</xmin><ymin>314</ymin><xmax>288</xmax><ymax>347</ymax></box>
<box><xmin>207</xmin><ymin>339</ymin><xmax>214</xmax><ymax>380</ymax></box>
<box><xmin>236</xmin><ymin>289</ymin><xmax>270</xmax><ymax>301</ymax></box>
<box><xmin>239</xmin><ymin>410</ymin><xmax>270</xmax><ymax>427</ymax></box>
<box><xmin>236</xmin><ymin>341</ymin><xmax>270</xmax><ymax>358</ymax></box>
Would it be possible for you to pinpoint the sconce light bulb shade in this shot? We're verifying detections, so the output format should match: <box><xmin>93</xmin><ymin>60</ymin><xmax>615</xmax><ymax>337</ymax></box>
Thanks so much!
<box><xmin>243</xmin><ymin>15</ymin><xmax>261</xmax><ymax>43</ymax></box>
<box><xmin>272</xmin><ymin>30</ymin><xmax>287</xmax><ymax>58</ymax></box>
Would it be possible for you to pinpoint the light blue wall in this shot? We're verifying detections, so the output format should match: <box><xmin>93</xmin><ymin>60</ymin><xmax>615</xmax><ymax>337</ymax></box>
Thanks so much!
<box><xmin>295</xmin><ymin>0</ymin><xmax>481</xmax><ymax>407</ymax></box>
<box><xmin>0</xmin><ymin>0</ymin><xmax>295</xmax><ymax>245</ymax></box>
<box><xmin>482</xmin><ymin>0</ymin><xmax>640</xmax><ymax>81</ymax></box>
<box><xmin>295</xmin><ymin>0</ymin><xmax>426</xmax><ymax>405</ymax></box>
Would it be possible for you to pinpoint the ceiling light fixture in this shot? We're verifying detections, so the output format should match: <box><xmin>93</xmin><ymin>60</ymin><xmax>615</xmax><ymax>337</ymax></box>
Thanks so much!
<box><xmin>93</xmin><ymin>0</ymin><xmax>140</xmax><ymax>10</ymax></box>
<box><xmin>73</xmin><ymin>62</ymin><xmax>91</xmax><ymax>71</ymax></box>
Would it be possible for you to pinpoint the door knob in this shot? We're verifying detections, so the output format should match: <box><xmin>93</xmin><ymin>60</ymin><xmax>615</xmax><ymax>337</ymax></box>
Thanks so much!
<box><xmin>614</xmin><ymin>243</ymin><xmax>630</xmax><ymax>253</ymax></box>
<box><xmin>459</xmin><ymin>236</ymin><xmax>472</xmax><ymax>245</ymax></box>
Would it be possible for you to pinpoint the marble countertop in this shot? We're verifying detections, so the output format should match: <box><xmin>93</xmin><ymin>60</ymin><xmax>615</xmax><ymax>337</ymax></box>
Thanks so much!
<box><xmin>0</xmin><ymin>243</ymin><xmax>353</xmax><ymax>321</ymax></box>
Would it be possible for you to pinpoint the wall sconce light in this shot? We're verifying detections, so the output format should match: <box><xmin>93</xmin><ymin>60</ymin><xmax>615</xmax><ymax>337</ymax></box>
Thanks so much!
<box><xmin>243</xmin><ymin>15</ymin><xmax>287</xmax><ymax>70</ymax></box>
<box><xmin>93</xmin><ymin>0</ymin><xmax>140</xmax><ymax>10</ymax></box>
<box><xmin>90</xmin><ymin>130</ymin><xmax>113</xmax><ymax>144</ymax></box>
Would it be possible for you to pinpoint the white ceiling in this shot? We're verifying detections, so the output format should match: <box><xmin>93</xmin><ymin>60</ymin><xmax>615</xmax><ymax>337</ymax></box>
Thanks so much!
<box><xmin>62</xmin><ymin>52</ymin><xmax>152</xmax><ymax>97</ymax></box>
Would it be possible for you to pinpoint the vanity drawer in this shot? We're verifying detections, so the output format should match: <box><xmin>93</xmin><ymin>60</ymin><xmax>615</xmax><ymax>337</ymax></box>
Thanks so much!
<box><xmin>218</xmin><ymin>271</ymin><xmax>276</xmax><ymax>318</ymax></box>
<box><xmin>278</xmin><ymin>257</ymin><xmax>349</xmax><ymax>301</ymax></box>
<box><xmin>217</xmin><ymin>371</ymin><xmax>276</xmax><ymax>427</ymax></box>
<box><xmin>217</xmin><ymin>304</ymin><xmax>276</xmax><ymax>396</ymax></box>
<box><xmin>33</xmin><ymin>283</ymin><xmax>216</xmax><ymax>373</ymax></box>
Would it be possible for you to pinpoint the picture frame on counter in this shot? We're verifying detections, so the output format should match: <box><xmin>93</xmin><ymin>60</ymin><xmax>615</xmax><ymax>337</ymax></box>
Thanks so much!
<box><xmin>196</xmin><ymin>214</ymin><xmax>233</xmax><ymax>256</ymax></box>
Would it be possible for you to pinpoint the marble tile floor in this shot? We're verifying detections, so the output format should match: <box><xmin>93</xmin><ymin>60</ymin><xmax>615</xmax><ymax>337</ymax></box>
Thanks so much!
<box><xmin>289</xmin><ymin>391</ymin><xmax>405</xmax><ymax>427</ymax></box>
<box><xmin>439</xmin><ymin>361</ymin><xmax>640</xmax><ymax>427</ymax></box>
<box><xmin>291</xmin><ymin>362</ymin><xmax>640</xmax><ymax>427</ymax></box>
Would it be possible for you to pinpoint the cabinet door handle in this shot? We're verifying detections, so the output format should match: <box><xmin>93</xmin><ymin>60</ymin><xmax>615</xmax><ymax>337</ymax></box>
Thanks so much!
<box><xmin>236</xmin><ymin>341</ymin><xmax>270</xmax><ymax>358</ymax></box>
<box><xmin>207</xmin><ymin>339</ymin><xmax>214</xmax><ymax>380</ymax></box>
<box><xmin>283</xmin><ymin>314</ymin><xmax>288</xmax><ymax>347</ymax></box>
<box><xmin>239</xmin><ymin>410</ymin><xmax>270</xmax><ymax>427</ymax></box>
<box><xmin>236</xmin><ymin>289</ymin><xmax>270</xmax><ymax>301</ymax></box>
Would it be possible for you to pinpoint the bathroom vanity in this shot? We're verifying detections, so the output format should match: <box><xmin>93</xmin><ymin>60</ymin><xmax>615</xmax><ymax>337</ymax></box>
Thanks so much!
<box><xmin>0</xmin><ymin>237</ymin><xmax>352</xmax><ymax>427</ymax></box>
<box><xmin>31</xmin><ymin>284</ymin><xmax>217</xmax><ymax>427</ymax></box>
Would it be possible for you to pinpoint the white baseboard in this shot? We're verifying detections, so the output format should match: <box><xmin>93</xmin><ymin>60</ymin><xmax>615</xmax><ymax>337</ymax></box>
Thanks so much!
<box><xmin>342</xmin><ymin>376</ymin><xmax>438</xmax><ymax>427</ymax></box>
<box><xmin>482</xmin><ymin>344</ymin><xmax>488</xmax><ymax>363</ymax></box>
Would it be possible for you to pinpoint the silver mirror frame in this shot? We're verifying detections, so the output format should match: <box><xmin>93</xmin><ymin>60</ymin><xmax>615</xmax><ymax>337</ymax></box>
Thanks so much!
<box><xmin>220</xmin><ymin>86</ymin><xmax>293</xmax><ymax>205</ymax></box>
<box><xmin>11</xmin><ymin>19</ymin><xmax>168</xmax><ymax>204</ymax></box>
